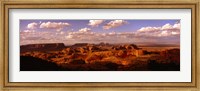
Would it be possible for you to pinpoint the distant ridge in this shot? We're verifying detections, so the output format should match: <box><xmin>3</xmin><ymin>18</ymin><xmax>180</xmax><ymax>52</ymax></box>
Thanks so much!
<box><xmin>20</xmin><ymin>43</ymin><xmax>65</xmax><ymax>53</ymax></box>
<box><xmin>138</xmin><ymin>44</ymin><xmax>180</xmax><ymax>47</ymax></box>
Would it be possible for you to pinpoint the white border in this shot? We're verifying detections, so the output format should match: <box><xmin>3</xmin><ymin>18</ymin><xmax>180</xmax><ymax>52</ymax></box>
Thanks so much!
<box><xmin>9</xmin><ymin>9</ymin><xmax>191</xmax><ymax>82</ymax></box>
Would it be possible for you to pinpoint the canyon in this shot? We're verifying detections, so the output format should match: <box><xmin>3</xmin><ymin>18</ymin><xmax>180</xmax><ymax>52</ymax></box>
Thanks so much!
<box><xmin>20</xmin><ymin>43</ymin><xmax>180</xmax><ymax>71</ymax></box>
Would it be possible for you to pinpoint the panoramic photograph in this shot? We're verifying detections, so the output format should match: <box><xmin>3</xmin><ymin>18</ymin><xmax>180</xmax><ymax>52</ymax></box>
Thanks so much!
<box><xmin>20</xmin><ymin>19</ymin><xmax>180</xmax><ymax>71</ymax></box>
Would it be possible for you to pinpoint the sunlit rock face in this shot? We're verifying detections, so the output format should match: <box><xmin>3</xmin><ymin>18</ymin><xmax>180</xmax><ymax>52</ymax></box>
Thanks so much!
<box><xmin>20</xmin><ymin>42</ymin><xmax>180</xmax><ymax>71</ymax></box>
<box><xmin>160</xmin><ymin>49</ymin><xmax>180</xmax><ymax>65</ymax></box>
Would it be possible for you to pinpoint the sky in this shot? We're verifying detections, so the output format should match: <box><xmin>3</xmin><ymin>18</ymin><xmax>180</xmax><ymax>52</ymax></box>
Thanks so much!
<box><xmin>20</xmin><ymin>20</ymin><xmax>180</xmax><ymax>45</ymax></box>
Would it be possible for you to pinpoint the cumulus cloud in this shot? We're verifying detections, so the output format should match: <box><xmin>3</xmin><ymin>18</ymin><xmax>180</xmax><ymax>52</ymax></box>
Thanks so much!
<box><xmin>88</xmin><ymin>20</ymin><xmax>104</xmax><ymax>27</ymax></box>
<box><xmin>60</xmin><ymin>31</ymin><xmax>64</xmax><ymax>35</ymax></box>
<box><xmin>21</xmin><ymin>22</ymin><xmax>180</xmax><ymax>45</ymax></box>
<box><xmin>39</xmin><ymin>21</ymin><xmax>42</xmax><ymax>24</ymax></box>
<box><xmin>20</xmin><ymin>31</ymin><xmax>68</xmax><ymax>45</ymax></box>
<box><xmin>103</xmin><ymin>20</ymin><xmax>128</xmax><ymax>30</ymax></box>
<box><xmin>40</xmin><ymin>21</ymin><xmax>70</xmax><ymax>31</ymax></box>
<box><xmin>64</xmin><ymin>28</ymin><xmax>93</xmax><ymax>40</ymax></box>
<box><xmin>65</xmin><ymin>34</ymin><xmax>73</xmax><ymax>39</ymax></box>
<box><xmin>161</xmin><ymin>23</ymin><xmax>181</xmax><ymax>30</ymax></box>
<box><xmin>136</xmin><ymin>23</ymin><xmax>180</xmax><ymax>37</ymax></box>
<box><xmin>79</xmin><ymin>28</ymin><xmax>91</xmax><ymax>32</ymax></box>
<box><xmin>27</xmin><ymin>22</ymin><xmax>38</xmax><ymax>29</ymax></box>
<box><xmin>23</xmin><ymin>29</ymin><xmax>35</xmax><ymax>33</ymax></box>
<box><xmin>161</xmin><ymin>23</ymin><xmax>173</xmax><ymax>30</ymax></box>
<box><xmin>56</xmin><ymin>31</ymin><xmax>65</xmax><ymax>35</ymax></box>
<box><xmin>173</xmin><ymin>23</ymin><xmax>181</xmax><ymax>29</ymax></box>
<box><xmin>137</xmin><ymin>27</ymin><xmax>161</xmax><ymax>32</ymax></box>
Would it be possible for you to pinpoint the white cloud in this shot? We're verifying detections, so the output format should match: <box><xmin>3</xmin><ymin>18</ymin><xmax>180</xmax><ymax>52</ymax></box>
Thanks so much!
<box><xmin>56</xmin><ymin>31</ymin><xmax>65</xmax><ymax>35</ymax></box>
<box><xmin>161</xmin><ymin>23</ymin><xmax>173</xmax><ymax>30</ymax></box>
<box><xmin>27</xmin><ymin>22</ymin><xmax>38</xmax><ymax>29</ymax></box>
<box><xmin>162</xmin><ymin>23</ymin><xmax>181</xmax><ymax>30</ymax></box>
<box><xmin>136</xmin><ymin>23</ymin><xmax>180</xmax><ymax>37</ymax></box>
<box><xmin>40</xmin><ymin>21</ymin><xmax>70</xmax><ymax>31</ymax></box>
<box><xmin>103</xmin><ymin>20</ymin><xmax>128</xmax><ymax>30</ymax></box>
<box><xmin>20</xmin><ymin>31</ymin><xmax>69</xmax><ymax>45</ymax></box>
<box><xmin>88</xmin><ymin>20</ymin><xmax>104</xmax><ymax>27</ymax></box>
<box><xmin>172</xmin><ymin>31</ymin><xmax>179</xmax><ymax>35</ymax></box>
<box><xmin>108</xmin><ymin>32</ymin><xmax>116</xmax><ymax>35</ymax></box>
<box><xmin>137</xmin><ymin>27</ymin><xmax>161</xmax><ymax>32</ymax></box>
<box><xmin>39</xmin><ymin>21</ymin><xmax>42</xmax><ymax>24</ymax></box>
<box><xmin>21</xmin><ymin>22</ymin><xmax>180</xmax><ymax>45</ymax></box>
<box><xmin>60</xmin><ymin>31</ymin><xmax>64</xmax><ymax>35</ymax></box>
<box><xmin>23</xmin><ymin>29</ymin><xmax>35</xmax><ymax>33</ymax></box>
<box><xmin>65</xmin><ymin>34</ymin><xmax>73</xmax><ymax>39</ymax></box>
<box><xmin>173</xmin><ymin>23</ymin><xmax>181</xmax><ymax>29</ymax></box>
<box><xmin>158</xmin><ymin>31</ymin><xmax>169</xmax><ymax>37</ymax></box>
<box><xmin>79</xmin><ymin>28</ymin><xmax>91</xmax><ymax>32</ymax></box>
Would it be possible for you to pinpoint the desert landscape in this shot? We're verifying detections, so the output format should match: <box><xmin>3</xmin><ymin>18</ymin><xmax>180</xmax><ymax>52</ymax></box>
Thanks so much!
<box><xmin>20</xmin><ymin>43</ymin><xmax>180</xmax><ymax>71</ymax></box>
<box><xmin>20</xmin><ymin>19</ymin><xmax>180</xmax><ymax>71</ymax></box>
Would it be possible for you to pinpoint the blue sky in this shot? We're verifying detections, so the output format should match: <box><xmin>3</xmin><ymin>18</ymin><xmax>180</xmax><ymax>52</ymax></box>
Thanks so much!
<box><xmin>20</xmin><ymin>20</ymin><xmax>179</xmax><ymax>32</ymax></box>
<box><xmin>20</xmin><ymin>20</ymin><xmax>180</xmax><ymax>45</ymax></box>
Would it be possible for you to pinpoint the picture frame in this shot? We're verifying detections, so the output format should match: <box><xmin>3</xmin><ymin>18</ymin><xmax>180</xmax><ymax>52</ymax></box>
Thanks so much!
<box><xmin>0</xmin><ymin>0</ymin><xmax>199</xmax><ymax>91</ymax></box>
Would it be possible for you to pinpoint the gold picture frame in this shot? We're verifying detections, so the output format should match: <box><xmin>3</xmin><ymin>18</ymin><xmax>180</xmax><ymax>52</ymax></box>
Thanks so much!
<box><xmin>0</xmin><ymin>0</ymin><xmax>199</xmax><ymax>91</ymax></box>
